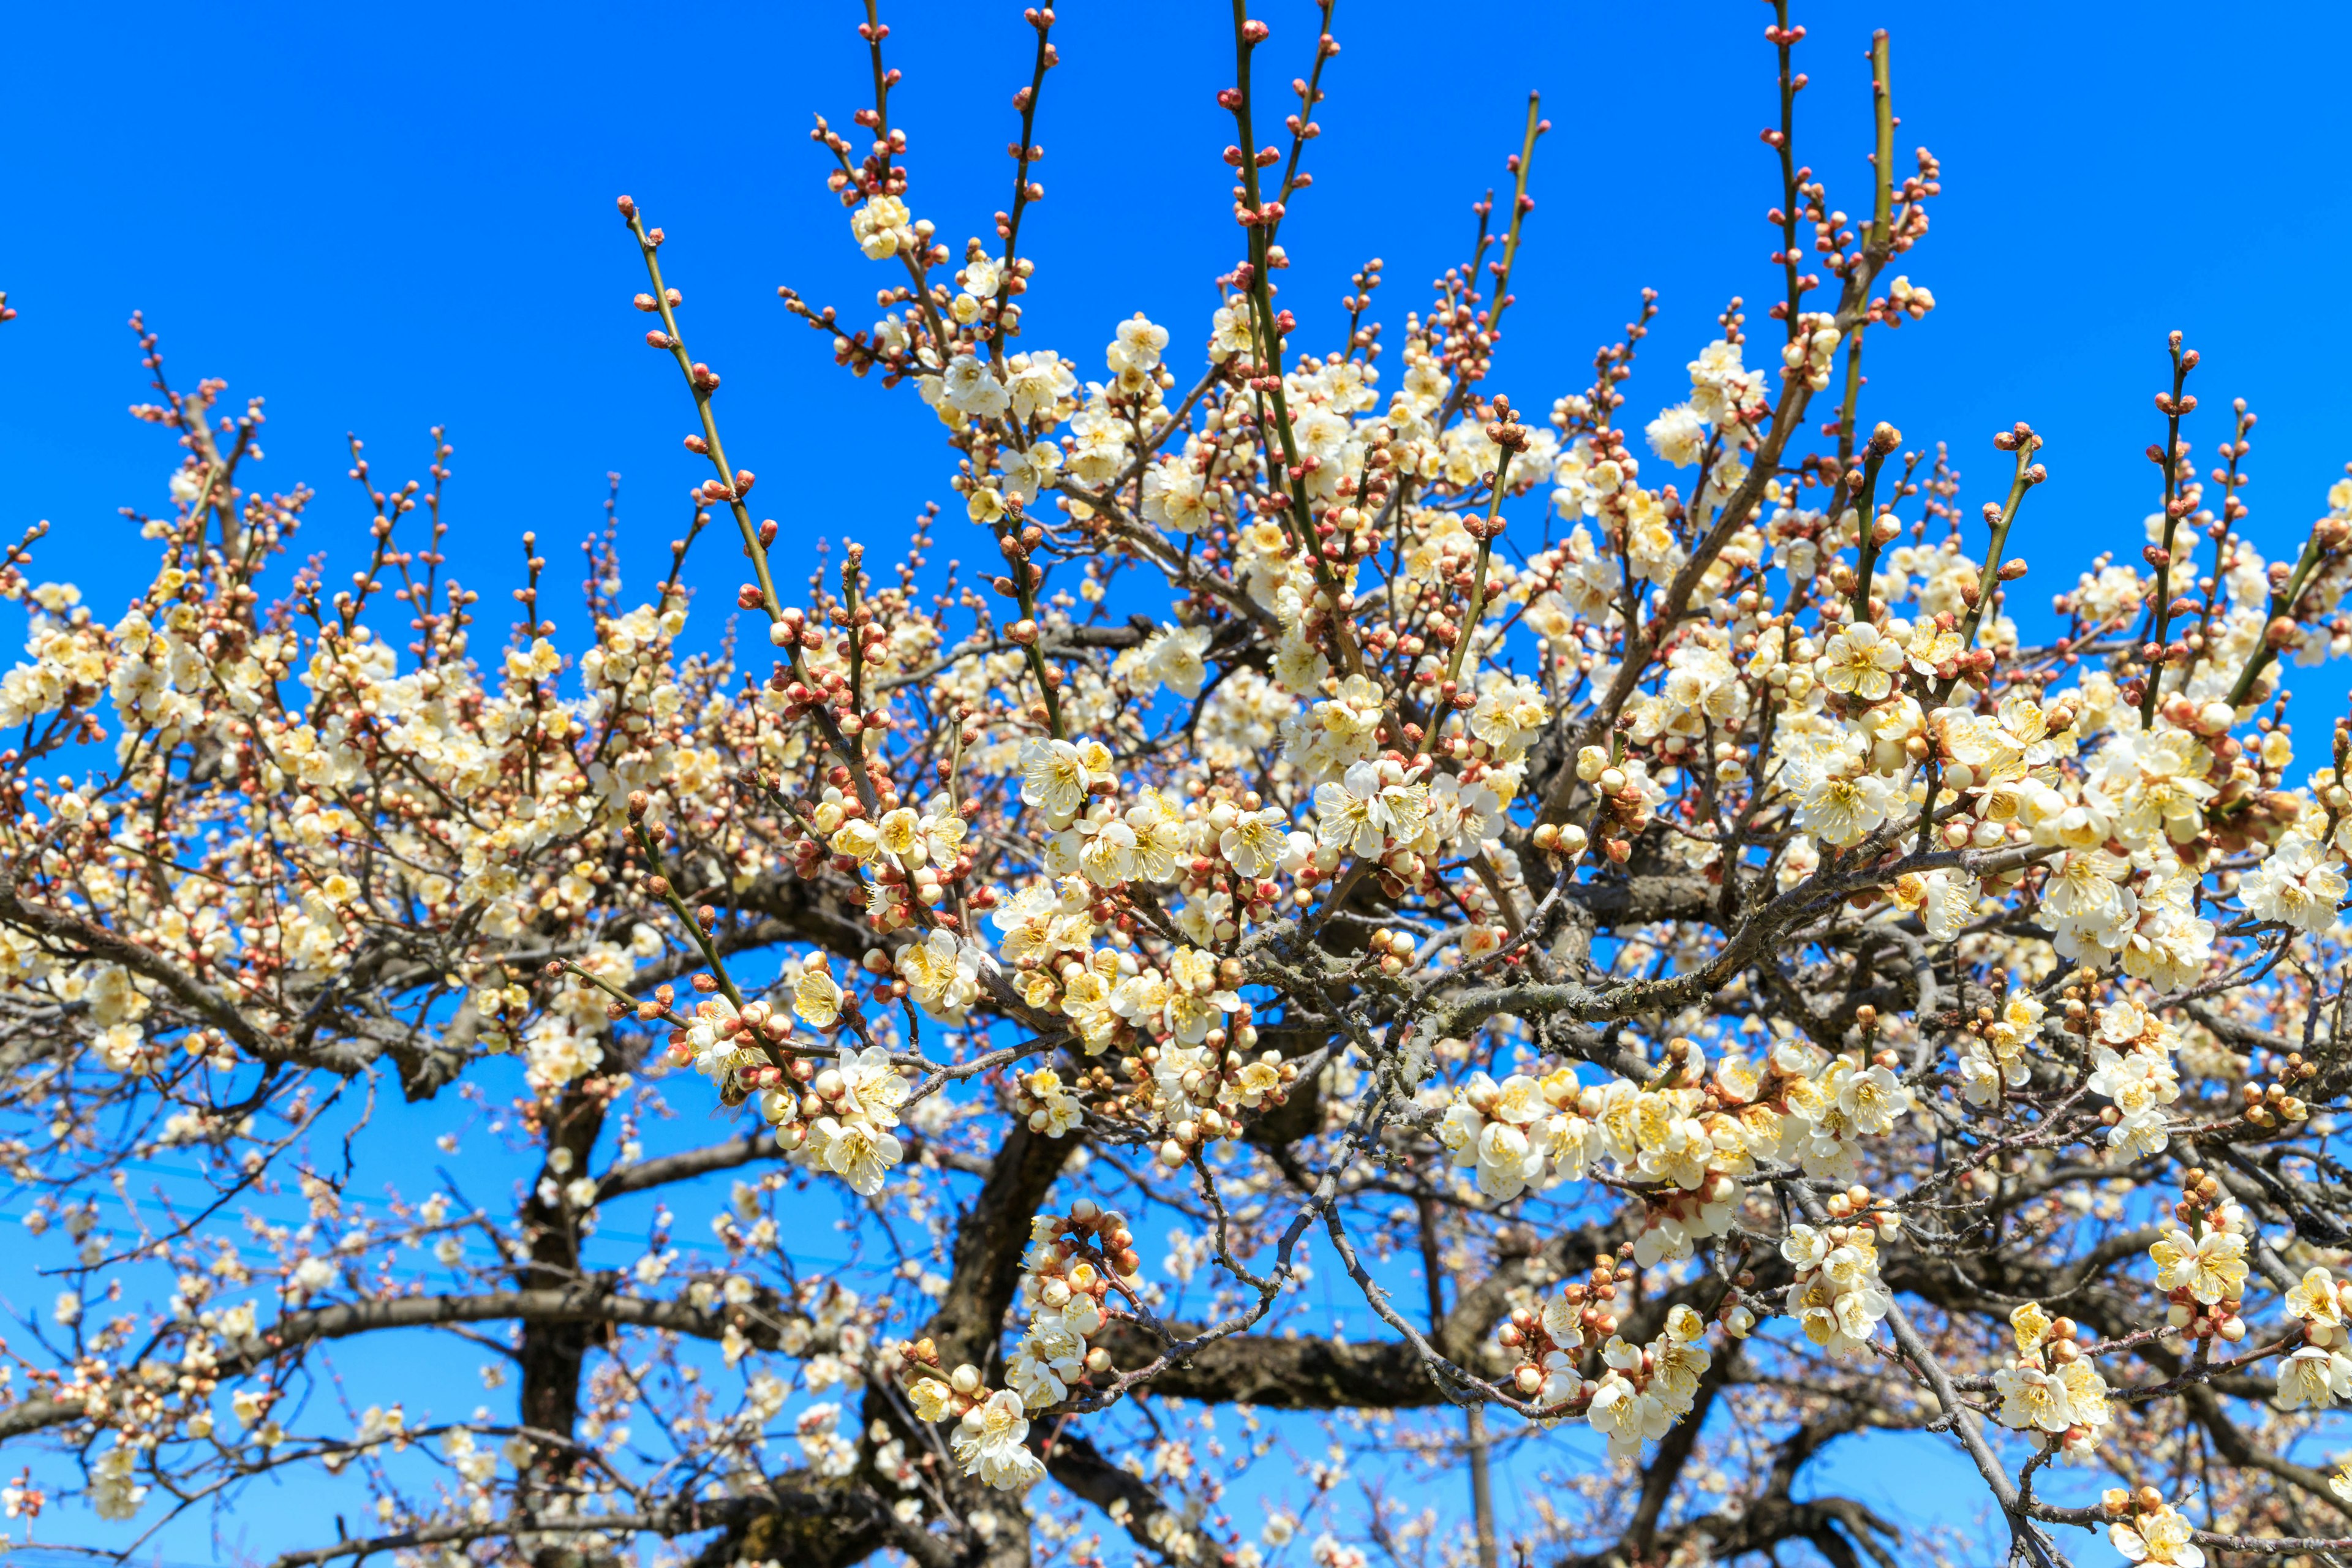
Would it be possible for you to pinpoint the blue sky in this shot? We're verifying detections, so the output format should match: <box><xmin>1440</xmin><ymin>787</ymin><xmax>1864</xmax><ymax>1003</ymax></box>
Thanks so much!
<box><xmin>8</xmin><ymin>0</ymin><xmax>2352</xmax><ymax>651</ymax></box>
<box><xmin>5</xmin><ymin>1</ymin><xmax>2352</xmax><ymax>1563</ymax></box>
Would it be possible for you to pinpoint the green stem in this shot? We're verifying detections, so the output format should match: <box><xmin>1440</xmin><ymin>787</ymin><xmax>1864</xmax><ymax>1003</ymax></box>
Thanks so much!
<box><xmin>1421</xmin><ymin>448</ymin><xmax>1515</xmax><ymax>756</ymax></box>
<box><xmin>1934</xmin><ymin>440</ymin><xmax>2037</xmax><ymax>705</ymax></box>
<box><xmin>2141</xmin><ymin>337</ymin><xmax>2193</xmax><ymax>725</ymax></box>
<box><xmin>2224</xmin><ymin>527</ymin><xmax>2328</xmax><ymax>709</ymax></box>
<box><xmin>633</xmin><ymin>820</ymin><xmax>745</xmax><ymax>1012</ymax></box>
<box><xmin>624</xmin><ymin>203</ymin><xmax>877</xmax><ymax>810</ymax></box>
<box><xmin>1844</xmin><ymin>441</ymin><xmax>1895</xmax><ymax>624</ymax></box>
<box><xmin>1231</xmin><ymin>0</ymin><xmax>1362</xmax><ymax>678</ymax></box>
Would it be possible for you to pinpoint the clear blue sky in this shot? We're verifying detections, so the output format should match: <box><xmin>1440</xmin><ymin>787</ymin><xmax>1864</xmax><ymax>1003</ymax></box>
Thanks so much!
<box><xmin>8</xmin><ymin>1</ymin><xmax>2352</xmax><ymax>651</ymax></box>
<box><xmin>5</xmin><ymin>2</ymin><xmax>2351</xmax><ymax>1563</ymax></box>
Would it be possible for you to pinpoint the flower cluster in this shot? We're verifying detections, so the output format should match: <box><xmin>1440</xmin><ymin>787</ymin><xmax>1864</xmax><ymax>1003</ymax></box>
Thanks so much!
<box><xmin>892</xmin><ymin>1346</ymin><xmax>1041</xmax><ymax>1493</ymax></box>
<box><xmin>2102</xmin><ymin>1490</ymin><xmax>2207</xmax><ymax>1568</ymax></box>
<box><xmin>1438</xmin><ymin>1038</ymin><xmax>1911</xmax><ymax>1265</ymax></box>
<box><xmin>1496</xmin><ymin>1294</ymin><xmax>1593</xmax><ymax>1408</ymax></box>
<box><xmin>2081</xmin><ymin>998</ymin><xmax>2185</xmax><ymax>1158</ymax></box>
<box><xmin>1988</xmin><ymin>1303</ymin><xmax>2113</xmax><ymax>1460</ymax></box>
<box><xmin>2150</xmin><ymin>1170</ymin><xmax>2253</xmax><ymax>1342</ymax></box>
<box><xmin>2275</xmin><ymin>1265</ymin><xmax>2352</xmax><ymax>1410</ymax></box>
<box><xmin>1584</xmin><ymin>1305</ymin><xmax>1714</xmax><ymax>1462</ymax></box>
<box><xmin>1005</xmin><ymin>1204</ymin><xmax>1132</xmax><ymax>1410</ymax></box>
<box><xmin>1781</xmin><ymin>1215</ymin><xmax>1895</xmax><ymax>1359</ymax></box>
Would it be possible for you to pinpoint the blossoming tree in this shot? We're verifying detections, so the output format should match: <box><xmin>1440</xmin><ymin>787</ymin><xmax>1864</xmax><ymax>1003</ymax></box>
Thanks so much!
<box><xmin>3</xmin><ymin>6</ymin><xmax>2351</xmax><ymax>1568</ymax></box>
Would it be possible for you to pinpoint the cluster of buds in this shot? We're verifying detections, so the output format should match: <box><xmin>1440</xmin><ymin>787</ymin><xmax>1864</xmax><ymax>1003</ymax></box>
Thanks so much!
<box><xmin>861</xmin><ymin>944</ymin><xmax>903</xmax><ymax>1006</ymax></box>
<box><xmin>990</xmin><ymin>523</ymin><xmax>1049</xmax><ymax>604</ymax></box>
<box><xmin>1047</xmin><ymin>1197</ymin><xmax>1142</xmax><ymax>1281</ymax></box>
<box><xmin>1714</xmin><ymin>1270</ymin><xmax>1760</xmax><ymax>1340</ymax></box>
<box><xmin>1535</xmin><ymin>1252</ymin><xmax>1632</xmax><ymax>1354</ymax></box>
<box><xmin>1566</xmin><ymin>745</ymin><xmax>1662</xmax><ymax>864</ymax></box>
<box><xmin>2</xmin><ymin>1468</ymin><xmax>48</xmax><ymax>1523</ymax></box>
<box><xmin>1497</xmin><ymin>1295</ymin><xmax>1587</xmax><ymax>1407</ymax></box>
<box><xmin>1472</xmin><ymin>398</ymin><xmax>1534</xmax><ymax>527</ymax></box>
<box><xmin>1483</xmin><ymin>396</ymin><xmax>1532</xmax><ymax>452</ymax></box>
<box><xmin>1499</xmin><ymin>1253</ymin><xmax>1631</xmax><ymax>1408</ymax></box>
<box><xmin>679</xmin><ymin>993</ymin><xmax>793</xmax><ymax>1054</ymax></box>
<box><xmin>1820</xmin><ymin>1182</ymin><xmax>1899</xmax><ymax>1240</ymax></box>
<box><xmin>2156</xmin><ymin>692</ymin><xmax>2252</xmax><ymax>739</ymax></box>
<box><xmin>1882</xmin><ymin>274</ymin><xmax>1936</xmax><ymax>323</ymax></box>
<box><xmin>1363</xmin><ymin>927</ymin><xmax>1420</xmax><ymax>975</ymax></box>
<box><xmin>1528</xmin><ymin>818</ymin><xmax>1589</xmax><ymax>863</ymax></box>
<box><xmin>2239</xmin><ymin>1054</ymin><xmax>2316</xmax><ymax>1131</ymax></box>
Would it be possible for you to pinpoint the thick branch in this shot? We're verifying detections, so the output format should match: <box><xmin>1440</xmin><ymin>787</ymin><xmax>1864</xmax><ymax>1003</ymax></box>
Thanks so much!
<box><xmin>0</xmin><ymin>1284</ymin><xmax>798</xmax><ymax>1443</ymax></box>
